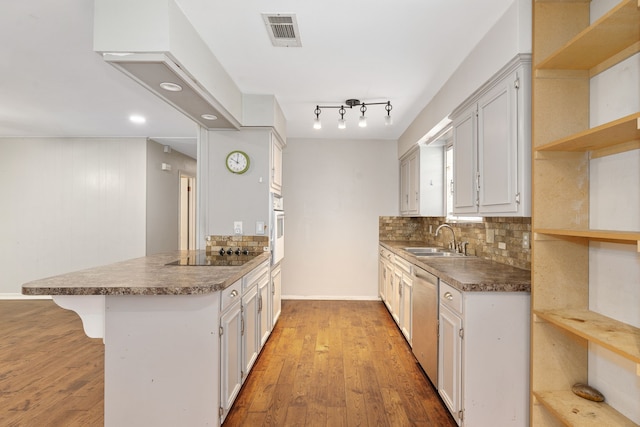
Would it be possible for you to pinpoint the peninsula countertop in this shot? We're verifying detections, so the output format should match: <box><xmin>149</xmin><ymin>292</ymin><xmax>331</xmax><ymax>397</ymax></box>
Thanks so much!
<box><xmin>22</xmin><ymin>250</ymin><xmax>271</xmax><ymax>296</ymax></box>
<box><xmin>380</xmin><ymin>240</ymin><xmax>531</xmax><ymax>292</ymax></box>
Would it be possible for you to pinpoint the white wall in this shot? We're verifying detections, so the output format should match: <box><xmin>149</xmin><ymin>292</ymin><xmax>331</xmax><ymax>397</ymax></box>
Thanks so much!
<box><xmin>0</xmin><ymin>137</ymin><xmax>147</xmax><ymax>296</ymax></box>
<box><xmin>588</xmin><ymin>42</ymin><xmax>640</xmax><ymax>423</ymax></box>
<box><xmin>146</xmin><ymin>140</ymin><xmax>197</xmax><ymax>255</ymax></box>
<box><xmin>204</xmin><ymin>129</ymin><xmax>271</xmax><ymax>236</ymax></box>
<box><xmin>282</xmin><ymin>138</ymin><xmax>398</xmax><ymax>299</ymax></box>
<box><xmin>398</xmin><ymin>0</ymin><xmax>532</xmax><ymax>156</ymax></box>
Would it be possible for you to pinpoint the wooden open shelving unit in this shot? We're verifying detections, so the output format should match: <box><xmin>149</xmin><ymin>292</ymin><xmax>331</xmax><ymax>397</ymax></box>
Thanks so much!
<box><xmin>531</xmin><ymin>0</ymin><xmax>640</xmax><ymax>426</ymax></box>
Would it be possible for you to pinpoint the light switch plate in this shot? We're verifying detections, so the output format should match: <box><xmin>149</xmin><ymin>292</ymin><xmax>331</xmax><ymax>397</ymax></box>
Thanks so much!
<box><xmin>256</xmin><ymin>221</ymin><xmax>265</xmax><ymax>235</ymax></box>
<box><xmin>234</xmin><ymin>221</ymin><xmax>243</xmax><ymax>235</ymax></box>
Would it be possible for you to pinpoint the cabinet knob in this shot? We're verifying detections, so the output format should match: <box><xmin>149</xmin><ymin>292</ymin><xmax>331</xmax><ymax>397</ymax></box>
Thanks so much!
<box><xmin>230</xmin><ymin>290</ymin><xmax>239</xmax><ymax>298</ymax></box>
<box><xmin>444</xmin><ymin>292</ymin><xmax>453</xmax><ymax>301</ymax></box>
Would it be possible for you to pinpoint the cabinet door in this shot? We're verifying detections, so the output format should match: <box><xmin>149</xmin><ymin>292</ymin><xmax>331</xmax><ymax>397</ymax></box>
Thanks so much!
<box><xmin>384</xmin><ymin>261</ymin><xmax>394</xmax><ymax>311</ymax></box>
<box><xmin>400</xmin><ymin>157</ymin><xmax>410</xmax><ymax>213</ymax></box>
<box><xmin>452</xmin><ymin>105</ymin><xmax>478</xmax><ymax>214</ymax></box>
<box><xmin>271</xmin><ymin>264</ymin><xmax>282</xmax><ymax>326</ymax></box>
<box><xmin>220</xmin><ymin>301</ymin><xmax>242</xmax><ymax>423</ymax></box>
<box><xmin>271</xmin><ymin>135</ymin><xmax>283</xmax><ymax>194</ymax></box>
<box><xmin>391</xmin><ymin>268</ymin><xmax>402</xmax><ymax>324</ymax></box>
<box><xmin>242</xmin><ymin>285</ymin><xmax>259</xmax><ymax>378</ymax></box>
<box><xmin>378</xmin><ymin>254</ymin><xmax>386</xmax><ymax>301</ymax></box>
<box><xmin>438</xmin><ymin>304</ymin><xmax>463</xmax><ymax>424</ymax></box>
<box><xmin>408</xmin><ymin>153</ymin><xmax>419</xmax><ymax>214</ymax></box>
<box><xmin>257</xmin><ymin>272</ymin><xmax>271</xmax><ymax>348</ymax></box>
<box><xmin>477</xmin><ymin>74</ymin><xmax>518</xmax><ymax>213</ymax></box>
<box><xmin>400</xmin><ymin>274</ymin><xmax>412</xmax><ymax>345</ymax></box>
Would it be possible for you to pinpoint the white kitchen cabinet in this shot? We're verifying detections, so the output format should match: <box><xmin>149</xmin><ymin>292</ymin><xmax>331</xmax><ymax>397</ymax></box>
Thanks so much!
<box><xmin>219</xmin><ymin>280</ymin><xmax>243</xmax><ymax>423</ymax></box>
<box><xmin>399</xmin><ymin>269</ymin><xmax>412</xmax><ymax>345</ymax></box>
<box><xmin>451</xmin><ymin>55</ymin><xmax>531</xmax><ymax>217</ymax></box>
<box><xmin>270</xmin><ymin>133</ymin><xmax>284</xmax><ymax>195</ymax></box>
<box><xmin>257</xmin><ymin>270</ymin><xmax>271</xmax><ymax>348</ymax></box>
<box><xmin>438</xmin><ymin>280</ymin><xmax>530</xmax><ymax>426</ymax></box>
<box><xmin>439</xmin><ymin>299</ymin><xmax>463</xmax><ymax>420</ymax></box>
<box><xmin>270</xmin><ymin>263</ymin><xmax>282</xmax><ymax>326</ymax></box>
<box><xmin>220</xmin><ymin>260</ymin><xmax>270</xmax><ymax>423</ymax></box>
<box><xmin>400</xmin><ymin>150</ymin><xmax>419</xmax><ymax>214</ymax></box>
<box><xmin>378</xmin><ymin>246</ymin><xmax>394</xmax><ymax>302</ymax></box>
<box><xmin>242</xmin><ymin>283</ymin><xmax>259</xmax><ymax>378</ymax></box>
<box><xmin>399</xmin><ymin>144</ymin><xmax>445</xmax><ymax>217</ymax></box>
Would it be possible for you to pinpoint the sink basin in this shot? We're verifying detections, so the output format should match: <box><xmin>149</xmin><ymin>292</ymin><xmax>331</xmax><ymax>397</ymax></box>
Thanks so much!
<box><xmin>417</xmin><ymin>252</ymin><xmax>465</xmax><ymax>257</ymax></box>
<box><xmin>403</xmin><ymin>247</ymin><xmax>443</xmax><ymax>255</ymax></box>
<box><xmin>403</xmin><ymin>247</ymin><xmax>466</xmax><ymax>257</ymax></box>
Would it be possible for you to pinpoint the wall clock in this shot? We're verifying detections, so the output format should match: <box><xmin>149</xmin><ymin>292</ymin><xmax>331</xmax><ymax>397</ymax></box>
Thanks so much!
<box><xmin>225</xmin><ymin>150</ymin><xmax>250</xmax><ymax>174</ymax></box>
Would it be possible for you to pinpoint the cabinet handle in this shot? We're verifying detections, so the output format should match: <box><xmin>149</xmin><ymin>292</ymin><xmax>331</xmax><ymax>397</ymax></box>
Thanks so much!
<box><xmin>444</xmin><ymin>292</ymin><xmax>453</xmax><ymax>301</ymax></box>
<box><xmin>230</xmin><ymin>289</ymin><xmax>239</xmax><ymax>298</ymax></box>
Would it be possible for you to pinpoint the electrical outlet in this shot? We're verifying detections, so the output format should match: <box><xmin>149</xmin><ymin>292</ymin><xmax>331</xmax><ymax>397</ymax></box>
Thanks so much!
<box><xmin>233</xmin><ymin>221</ymin><xmax>243</xmax><ymax>235</ymax></box>
<box><xmin>522</xmin><ymin>232</ymin><xmax>530</xmax><ymax>249</ymax></box>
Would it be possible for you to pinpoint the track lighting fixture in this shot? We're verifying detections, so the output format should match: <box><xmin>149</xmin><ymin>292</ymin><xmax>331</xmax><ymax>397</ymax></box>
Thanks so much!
<box><xmin>312</xmin><ymin>99</ymin><xmax>392</xmax><ymax>130</ymax></box>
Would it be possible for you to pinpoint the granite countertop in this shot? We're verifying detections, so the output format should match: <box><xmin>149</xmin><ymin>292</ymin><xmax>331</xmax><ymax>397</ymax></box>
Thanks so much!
<box><xmin>22</xmin><ymin>251</ymin><xmax>271</xmax><ymax>296</ymax></box>
<box><xmin>380</xmin><ymin>240</ymin><xmax>531</xmax><ymax>292</ymax></box>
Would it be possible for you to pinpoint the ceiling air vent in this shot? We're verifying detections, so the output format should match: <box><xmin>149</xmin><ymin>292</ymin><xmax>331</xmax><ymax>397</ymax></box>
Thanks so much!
<box><xmin>262</xmin><ymin>14</ymin><xmax>302</xmax><ymax>47</ymax></box>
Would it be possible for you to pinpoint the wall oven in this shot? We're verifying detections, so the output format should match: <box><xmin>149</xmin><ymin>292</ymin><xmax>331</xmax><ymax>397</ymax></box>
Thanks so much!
<box><xmin>271</xmin><ymin>193</ymin><xmax>284</xmax><ymax>265</ymax></box>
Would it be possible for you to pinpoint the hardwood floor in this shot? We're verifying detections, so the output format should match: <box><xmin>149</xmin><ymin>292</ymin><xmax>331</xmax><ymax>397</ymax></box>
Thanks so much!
<box><xmin>224</xmin><ymin>300</ymin><xmax>456</xmax><ymax>427</ymax></box>
<box><xmin>0</xmin><ymin>299</ymin><xmax>455</xmax><ymax>427</ymax></box>
<box><xmin>0</xmin><ymin>300</ymin><xmax>104</xmax><ymax>426</ymax></box>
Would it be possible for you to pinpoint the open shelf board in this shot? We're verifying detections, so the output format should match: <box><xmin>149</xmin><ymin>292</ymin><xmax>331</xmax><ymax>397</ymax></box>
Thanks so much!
<box><xmin>535</xmin><ymin>112</ymin><xmax>640</xmax><ymax>152</ymax></box>
<box><xmin>535</xmin><ymin>0</ymin><xmax>640</xmax><ymax>71</ymax></box>
<box><xmin>534</xmin><ymin>228</ymin><xmax>640</xmax><ymax>246</ymax></box>
<box><xmin>534</xmin><ymin>390</ymin><xmax>638</xmax><ymax>426</ymax></box>
<box><xmin>534</xmin><ymin>308</ymin><xmax>640</xmax><ymax>366</ymax></box>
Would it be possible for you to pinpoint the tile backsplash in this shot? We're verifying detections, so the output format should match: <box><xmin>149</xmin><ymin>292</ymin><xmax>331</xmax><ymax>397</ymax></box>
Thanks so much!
<box><xmin>206</xmin><ymin>235</ymin><xmax>269</xmax><ymax>255</ymax></box>
<box><xmin>379</xmin><ymin>216</ymin><xmax>531</xmax><ymax>270</ymax></box>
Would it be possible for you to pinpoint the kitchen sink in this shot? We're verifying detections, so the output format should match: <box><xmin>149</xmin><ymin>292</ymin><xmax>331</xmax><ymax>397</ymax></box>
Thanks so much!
<box><xmin>403</xmin><ymin>247</ymin><xmax>466</xmax><ymax>257</ymax></box>
<box><xmin>403</xmin><ymin>247</ymin><xmax>443</xmax><ymax>255</ymax></box>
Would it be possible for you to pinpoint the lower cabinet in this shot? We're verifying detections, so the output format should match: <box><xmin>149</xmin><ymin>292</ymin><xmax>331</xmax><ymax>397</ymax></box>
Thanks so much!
<box><xmin>219</xmin><ymin>260</ymin><xmax>270</xmax><ymax>423</ymax></box>
<box><xmin>257</xmin><ymin>270</ymin><xmax>271</xmax><ymax>347</ymax></box>
<box><xmin>379</xmin><ymin>245</ymin><xmax>413</xmax><ymax>345</ymax></box>
<box><xmin>219</xmin><ymin>280</ymin><xmax>243</xmax><ymax>423</ymax></box>
<box><xmin>271</xmin><ymin>262</ymin><xmax>282</xmax><ymax>326</ymax></box>
<box><xmin>438</xmin><ymin>280</ymin><xmax>530</xmax><ymax>426</ymax></box>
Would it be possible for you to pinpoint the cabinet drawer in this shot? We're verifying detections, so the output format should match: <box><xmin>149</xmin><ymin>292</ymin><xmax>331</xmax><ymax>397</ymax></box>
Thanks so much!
<box><xmin>440</xmin><ymin>280</ymin><xmax>462</xmax><ymax>315</ymax></box>
<box><xmin>242</xmin><ymin>260</ymin><xmax>269</xmax><ymax>292</ymax></box>
<box><xmin>221</xmin><ymin>279</ymin><xmax>242</xmax><ymax>312</ymax></box>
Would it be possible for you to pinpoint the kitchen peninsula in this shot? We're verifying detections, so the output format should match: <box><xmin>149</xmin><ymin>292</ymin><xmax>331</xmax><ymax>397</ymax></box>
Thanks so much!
<box><xmin>22</xmin><ymin>250</ymin><xmax>271</xmax><ymax>427</ymax></box>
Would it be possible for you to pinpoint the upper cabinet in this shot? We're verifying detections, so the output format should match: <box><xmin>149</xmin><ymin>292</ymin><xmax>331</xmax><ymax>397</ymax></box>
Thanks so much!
<box><xmin>270</xmin><ymin>133</ymin><xmax>284</xmax><ymax>195</ymax></box>
<box><xmin>451</xmin><ymin>55</ymin><xmax>532</xmax><ymax>217</ymax></box>
<box><xmin>399</xmin><ymin>137</ymin><xmax>447</xmax><ymax>217</ymax></box>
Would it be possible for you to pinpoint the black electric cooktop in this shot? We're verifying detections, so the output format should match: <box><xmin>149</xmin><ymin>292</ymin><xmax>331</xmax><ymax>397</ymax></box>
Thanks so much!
<box><xmin>166</xmin><ymin>253</ymin><xmax>259</xmax><ymax>267</ymax></box>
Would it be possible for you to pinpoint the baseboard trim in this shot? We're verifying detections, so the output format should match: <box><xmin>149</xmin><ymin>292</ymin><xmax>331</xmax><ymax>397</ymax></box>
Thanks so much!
<box><xmin>0</xmin><ymin>293</ymin><xmax>52</xmax><ymax>300</ymax></box>
<box><xmin>282</xmin><ymin>295</ymin><xmax>381</xmax><ymax>301</ymax></box>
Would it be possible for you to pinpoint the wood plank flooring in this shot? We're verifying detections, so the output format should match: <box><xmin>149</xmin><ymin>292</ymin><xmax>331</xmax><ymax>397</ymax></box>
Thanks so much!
<box><xmin>0</xmin><ymin>300</ymin><xmax>104</xmax><ymax>426</ymax></box>
<box><xmin>224</xmin><ymin>300</ymin><xmax>456</xmax><ymax>427</ymax></box>
<box><xmin>0</xmin><ymin>299</ymin><xmax>455</xmax><ymax>427</ymax></box>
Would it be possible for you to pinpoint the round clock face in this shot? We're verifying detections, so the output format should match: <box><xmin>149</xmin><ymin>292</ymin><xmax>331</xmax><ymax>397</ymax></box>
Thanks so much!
<box><xmin>225</xmin><ymin>150</ymin><xmax>250</xmax><ymax>174</ymax></box>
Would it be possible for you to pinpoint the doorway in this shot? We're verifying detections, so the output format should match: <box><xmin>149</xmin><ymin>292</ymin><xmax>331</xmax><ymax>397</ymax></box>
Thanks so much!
<box><xmin>179</xmin><ymin>174</ymin><xmax>196</xmax><ymax>250</ymax></box>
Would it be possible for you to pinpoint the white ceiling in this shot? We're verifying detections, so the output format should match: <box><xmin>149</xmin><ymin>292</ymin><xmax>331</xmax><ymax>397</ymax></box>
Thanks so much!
<box><xmin>1</xmin><ymin>0</ymin><xmax>515</xmax><ymax>157</ymax></box>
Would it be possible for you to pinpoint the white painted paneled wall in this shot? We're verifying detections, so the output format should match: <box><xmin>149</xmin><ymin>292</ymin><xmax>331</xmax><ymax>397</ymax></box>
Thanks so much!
<box><xmin>0</xmin><ymin>138</ymin><xmax>147</xmax><ymax>295</ymax></box>
<box><xmin>282</xmin><ymin>138</ymin><xmax>398</xmax><ymax>299</ymax></box>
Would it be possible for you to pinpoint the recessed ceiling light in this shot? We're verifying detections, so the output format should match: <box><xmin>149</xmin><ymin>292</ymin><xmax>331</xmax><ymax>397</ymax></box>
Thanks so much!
<box><xmin>129</xmin><ymin>115</ymin><xmax>146</xmax><ymax>124</ymax></box>
<box><xmin>201</xmin><ymin>114</ymin><xmax>218</xmax><ymax>121</ymax></box>
<box><xmin>159</xmin><ymin>82</ymin><xmax>183</xmax><ymax>92</ymax></box>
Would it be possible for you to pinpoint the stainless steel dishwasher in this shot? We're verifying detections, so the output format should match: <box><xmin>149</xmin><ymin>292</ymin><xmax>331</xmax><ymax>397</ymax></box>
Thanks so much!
<box><xmin>411</xmin><ymin>266</ymin><xmax>438</xmax><ymax>385</ymax></box>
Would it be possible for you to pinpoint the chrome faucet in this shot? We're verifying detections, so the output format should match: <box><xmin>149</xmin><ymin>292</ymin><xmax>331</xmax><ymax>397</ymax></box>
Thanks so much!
<box><xmin>435</xmin><ymin>223</ymin><xmax>457</xmax><ymax>252</ymax></box>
